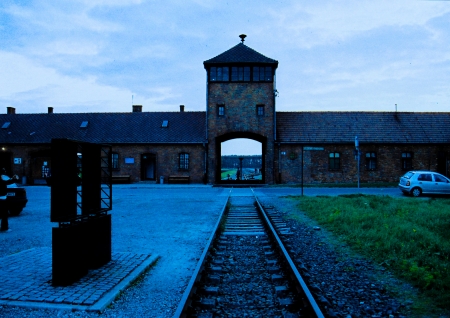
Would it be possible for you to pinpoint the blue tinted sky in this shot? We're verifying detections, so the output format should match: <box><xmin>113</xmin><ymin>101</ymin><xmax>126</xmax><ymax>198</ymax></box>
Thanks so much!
<box><xmin>1</xmin><ymin>0</ymin><xmax>449</xmax><ymax>115</ymax></box>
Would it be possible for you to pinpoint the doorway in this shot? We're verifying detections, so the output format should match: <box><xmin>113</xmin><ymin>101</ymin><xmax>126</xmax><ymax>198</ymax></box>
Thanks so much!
<box><xmin>437</xmin><ymin>152</ymin><xmax>448</xmax><ymax>177</ymax></box>
<box><xmin>0</xmin><ymin>152</ymin><xmax>12</xmax><ymax>175</ymax></box>
<box><xmin>141</xmin><ymin>153</ymin><xmax>156</xmax><ymax>180</ymax></box>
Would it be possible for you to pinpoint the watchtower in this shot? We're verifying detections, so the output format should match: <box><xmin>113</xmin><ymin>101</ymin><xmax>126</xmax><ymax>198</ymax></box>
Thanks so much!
<box><xmin>203</xmin><ymin>35</ymin><xmax>279</xmax><ymax>184</ymax></box>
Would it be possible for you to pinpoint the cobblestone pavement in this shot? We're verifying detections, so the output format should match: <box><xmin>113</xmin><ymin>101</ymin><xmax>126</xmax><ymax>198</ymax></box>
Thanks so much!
<box><xmin>0</xmin><ymin>247</ymin><xmax>158</xmax><ymax>311</ymax></box>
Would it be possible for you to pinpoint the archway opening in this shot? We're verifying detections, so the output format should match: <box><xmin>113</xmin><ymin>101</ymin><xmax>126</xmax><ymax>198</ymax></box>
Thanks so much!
<box><xmin>220</xmin><ymin>138</ymin><xmax>263</xmax><ymax>183</ymax></box>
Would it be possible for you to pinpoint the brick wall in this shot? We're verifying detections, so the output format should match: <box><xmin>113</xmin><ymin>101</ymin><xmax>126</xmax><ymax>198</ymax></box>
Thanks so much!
<box><xmin>275</xmin><ymin>144</ymin><xmax>450</xmax><ymax>184</ymax></box>
<box><xmin>2</xmin><ymin>143</ymin><xmax>206</xmax><ymax>184</ymax></box>
<box><xmin>110</xmin><ymin>144</ymin><xmax>206</xmax><ymax>183</ymax></box>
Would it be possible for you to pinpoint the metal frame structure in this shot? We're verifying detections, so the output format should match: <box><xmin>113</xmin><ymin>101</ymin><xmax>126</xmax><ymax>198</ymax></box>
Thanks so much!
<box><xmin>50</xmin><ymin>139</ymin><xmax>113</xmax><ymax>286</ymax></box>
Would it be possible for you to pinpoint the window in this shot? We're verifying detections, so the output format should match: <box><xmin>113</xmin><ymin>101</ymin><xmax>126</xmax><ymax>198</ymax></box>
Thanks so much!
<box><xmin>257</xmin><ymin>105</ymin><xmax>264</xmax><ymax>116</ymax></box>
<box><xmin>365</xmin><ymin>152</ymin><xmax>377</xmax><ymax>170</ymax></box>
<box><xmin>329</xmin><ymin>152</ymin><xmax>340</xmax><ymax>170</ymax></box>
<box><xmin>253</xmin><ymin>66</ymin><xmax>273</xmax><ymax>82</ymax></box>
<box><xmin>218</xmin><ymin>105</ymin><xmax>225</xmax><ymax>116</ymax></box>
<box><xmin>434</xmin><ymin>174</ymin><xmax>448</xmax><ymax>183</ymax></box>
<box><xmin>111</xmin><ymin>153</ymin><xmax>119</xmax><ymax>170</ymax></box>
<box><xmin>231</xmin><ymin>66</ymin><xmax>250</xmax><ymax>81</ymax></box>
<box><xmin>2</xmin><ymin>122</ymin><xmax>11</xmax><ymax>129</ymax></box>
<box><xmin>80</xmin><ymin>121</ymin><xmax>89</xmax><ymax>128</ymax></box>
<box><xmin>210</xmin><ymin>67</ymin><xmax>229</xmax><ymax>82</ymax></box>
<box><xmin>402</xmin><ymin>152</ymin><xmax>413</xmax><ymax>170</ymax></box>
<box><xmin>179</xmin><ymin>153</ymin><xmax>189</xmax><ymax>170</ymax></box>
<box><xmin>417</xmin><ymin>173</ymin><xmax>432</xmax><ymax>182</ymax></box>
<box><xmin>162</xmin><ymin>120</ymin><xmax>169</xmax><ymax>128</ymax></box>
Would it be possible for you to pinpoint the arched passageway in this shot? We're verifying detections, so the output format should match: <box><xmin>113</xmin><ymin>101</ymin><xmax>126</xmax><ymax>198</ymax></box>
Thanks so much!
<box><xmin>216</xmin><ymin>133</ymin><xmax>266</xmax><ymax>184</ymax></box>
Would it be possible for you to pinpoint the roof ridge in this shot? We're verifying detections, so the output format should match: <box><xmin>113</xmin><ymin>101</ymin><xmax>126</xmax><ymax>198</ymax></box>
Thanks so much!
<box><xmin>204</xmin><ymin>43</ymin><xmax>278</xmax><ymax>65</ymax></box>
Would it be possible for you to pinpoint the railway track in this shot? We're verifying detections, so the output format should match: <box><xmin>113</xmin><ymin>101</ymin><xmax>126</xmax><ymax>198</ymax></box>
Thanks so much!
<box><xmin>174</xmin><ymin>189</ymin><xmax>324</xmax><ymax>318</ymax></box>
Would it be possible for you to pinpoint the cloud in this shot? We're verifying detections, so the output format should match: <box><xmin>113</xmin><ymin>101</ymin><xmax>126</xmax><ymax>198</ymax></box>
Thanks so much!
<box><xmin>265</xmin><ymin>0</ymin><xmax>450</xmax><ymax>48</ymax></box>
<box><xmin>0</xmin><ymin>51</ymin><xmax>132</xmax><ymax>113</ymax></box>
<box><xmin>75</xmin><ymin>0</ymin><xmax>143</xmax><ymax>8</ymax></box>
<box><xmin>4</xmin><ymin>2</ymin><xmax>123</xmax><ymax>33</ymax></box>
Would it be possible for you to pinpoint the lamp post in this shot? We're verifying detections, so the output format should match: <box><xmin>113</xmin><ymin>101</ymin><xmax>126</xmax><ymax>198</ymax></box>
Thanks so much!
<box><xmin>355</xmin><ymin>136</ymin><xmax>360</xmax><ymax>189</ymax></box>
<box><xmin>238</xmin><ymin>157</ymin><xmax>244</xmax><ymax>181</ymax></box>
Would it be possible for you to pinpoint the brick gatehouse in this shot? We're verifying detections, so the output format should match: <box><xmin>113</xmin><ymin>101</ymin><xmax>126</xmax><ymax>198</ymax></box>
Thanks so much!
<box><xmin>1</xmin><ymin>36</ymin><xmax>450</xmax><ymax>185</ymax></box>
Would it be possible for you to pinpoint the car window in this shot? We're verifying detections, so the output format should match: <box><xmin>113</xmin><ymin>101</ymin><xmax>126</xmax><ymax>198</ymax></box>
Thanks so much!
<box><xmin>434</xmin><ymin>174</ymin><xmax>448</xmax><ymax>183</ymax></box>
<box><xmin>403</xmin><ymin>172</ymin><xmax>414</xmax><ymax>179</ymax></box>
<box><xmin>417</xmin><ymin>174</ymin><xmax>432</xmax><ymax>181</ymax></box>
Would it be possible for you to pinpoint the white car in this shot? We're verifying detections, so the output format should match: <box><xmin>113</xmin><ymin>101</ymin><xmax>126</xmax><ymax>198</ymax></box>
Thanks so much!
<box><xmin>398</xmin><ymin>171</ymin><xmax>450</xmax><ymax>197</ymax></box>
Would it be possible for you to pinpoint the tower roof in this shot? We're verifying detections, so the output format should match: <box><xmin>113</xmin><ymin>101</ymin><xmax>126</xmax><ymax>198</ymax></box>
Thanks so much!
<box><xmin>204</xmin><ymin>43</ymin><xmax>278</xmax><ymax>67</ymax></box>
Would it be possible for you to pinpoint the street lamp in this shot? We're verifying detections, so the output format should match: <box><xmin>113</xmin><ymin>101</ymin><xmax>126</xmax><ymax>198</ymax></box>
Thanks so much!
<box><xmin>355</xmin><ymin>136</ymin><xmax>360</xmax><ymax>189</ymax></box>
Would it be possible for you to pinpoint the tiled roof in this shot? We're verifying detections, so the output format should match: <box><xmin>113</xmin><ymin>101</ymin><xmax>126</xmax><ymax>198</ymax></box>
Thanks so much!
<box><xmin>277</xmin><ymin>112</ymin><xmax>450</xmax><ymax>144</ymax></box>
<box><xmin>0</xmin><ymin>112</ymin><xmax>206</xmax><ymax>144</ymax></box>
<box><xmin>2</xmin><ymin>111</ymin><xmax>449</xmax><ymax>145</ymax></box>
<box><xmin>204</xmin><ymin>43</ymin><xmax>278</xmax><ymax>66</ymax></box>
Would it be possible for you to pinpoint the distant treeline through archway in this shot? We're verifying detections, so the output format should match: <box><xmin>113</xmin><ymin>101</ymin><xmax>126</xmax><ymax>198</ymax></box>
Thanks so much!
<box><xmin>221</xmin><ymin>155</ymin><xmax>262</xmax><ymax>168</ymax></box>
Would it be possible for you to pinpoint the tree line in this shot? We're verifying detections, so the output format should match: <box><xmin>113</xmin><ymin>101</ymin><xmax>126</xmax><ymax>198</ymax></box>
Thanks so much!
<box><xmin>221</xmin><ymin>155</ymin><xmax>262</xmax><ymax>168</ymax></box>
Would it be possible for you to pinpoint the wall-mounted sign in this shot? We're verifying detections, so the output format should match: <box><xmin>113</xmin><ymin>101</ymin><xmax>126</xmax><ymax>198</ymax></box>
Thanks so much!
<box><xmin>304</xmin><ymin>147</ymin><xmax>324</xmax><ymax>151</ymax></box>
<box><xmin>14</xmin><ymin>158</ymin><xmax>22</xmax><ymax>164</ymax></box>
<box><xmin>124</xmin><ymin>157</ymin><xmax>135</xmax><ymax>164</ymax></box>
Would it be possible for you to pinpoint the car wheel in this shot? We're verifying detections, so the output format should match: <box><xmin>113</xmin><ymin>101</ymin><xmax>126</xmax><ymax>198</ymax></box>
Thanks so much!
<box><xmin>411</xmin><ymin>187</ymin><xmax>422</xmax><ymax>197</ymax></box>
<box><xmin>8</xmin><ymin>208</ymin><xmax>23</xmax><ymax>216</ymax></box>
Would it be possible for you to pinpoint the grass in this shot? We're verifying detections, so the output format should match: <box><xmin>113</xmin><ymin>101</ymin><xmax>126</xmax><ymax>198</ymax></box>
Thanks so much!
<box><xmin>221</xmin><ymin>169</ymin><xmax>237</xmax><ymax>180</ymax></box>
<box><xmin>287</xmin><ymin>194</ymin><xmax>450</xmax><ymax>312</ymax></box>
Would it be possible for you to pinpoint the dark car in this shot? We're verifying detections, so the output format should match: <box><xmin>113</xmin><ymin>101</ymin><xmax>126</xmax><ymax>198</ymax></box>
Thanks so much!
<box><xmin>398</xmin><ymin>170</ymin><xmax>450</xmax><ymax>197</ymax></box>
<box><xmin>6</xmin><ymin>183</ymin><xmax>28</xmax><ymax>216</ymax></box>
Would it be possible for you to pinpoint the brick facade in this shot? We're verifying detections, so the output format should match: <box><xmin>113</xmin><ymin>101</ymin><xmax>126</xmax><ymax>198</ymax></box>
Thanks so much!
<box><xmin>275</xmin><ymin>144</ymin><xmax>450</xmax><ymax>184</ymax></box>
<box><xmin>1</xmin><ymin>144</ymin><xmax>206</xmax><ymax>184</ymax></box>
<box><xmin>109</xmin><ymin>144</ymin><xmax>205</xmax><ymax>183</ymax></box>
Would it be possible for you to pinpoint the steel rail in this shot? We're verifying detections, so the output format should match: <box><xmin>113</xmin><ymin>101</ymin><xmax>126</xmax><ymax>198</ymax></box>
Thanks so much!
<box><xmin>252</xmin><ymin>189</ymin><xmax>325</xmax><ymax>318</ymax></box>
<box><xmin>172</xmin><ymin>189</ymin><xmax>231</xmax><ymax>318</ymax></box>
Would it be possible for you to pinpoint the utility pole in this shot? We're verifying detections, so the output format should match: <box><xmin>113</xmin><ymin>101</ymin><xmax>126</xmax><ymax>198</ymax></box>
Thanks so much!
<box><xmin>355</xmin><ymin>136</ymin><xmax>360</xmax><ymax>189</ymax></box>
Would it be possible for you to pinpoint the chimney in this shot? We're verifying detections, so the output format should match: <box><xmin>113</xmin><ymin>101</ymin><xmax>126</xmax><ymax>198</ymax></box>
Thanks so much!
<box><xmin>180</xmin><ymin>105</ymin><xmax>185</xmax><ymax>112</ymax></box>
<box><xmin>132</xmin><ymin>105</ymin><xmax>142</xmax><ymax>112</ymax></box>
<box><xmin>48</xmin><ymin>107</ymin><xmax>54</xmax><ymax>114</ymax></box>
<box><xmin>7</xmin><ymin>107</ymin><xmax>15</xmax><ymax>115</ymax></box>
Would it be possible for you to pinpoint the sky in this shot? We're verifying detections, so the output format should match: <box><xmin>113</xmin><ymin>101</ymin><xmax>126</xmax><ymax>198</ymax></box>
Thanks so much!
<box><xmin>1</xmin><ymin>1</ymin><xmax>450</xmax><ymax>155</ymax></box>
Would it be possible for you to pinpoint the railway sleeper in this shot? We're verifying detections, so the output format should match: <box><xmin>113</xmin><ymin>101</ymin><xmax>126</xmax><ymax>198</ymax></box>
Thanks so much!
<box><xmin>188</xmin><ymin>232</ymin><xmax>305</xmax><ymax>317</ymax></box>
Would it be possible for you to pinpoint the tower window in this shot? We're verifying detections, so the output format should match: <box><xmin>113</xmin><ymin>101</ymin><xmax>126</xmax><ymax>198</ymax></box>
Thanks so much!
<box><xmin>231</xmin><ymin>67</ymin><xmax>250</xmax><ymax>81</ymax></box>
<box><xmin>218</xmin><ymin>105</ymin><xmax>225</xmax><ymax>116</ymax></box>
<box><xmin>257</xmin><ymin>105</ymin><xmax>264</xmax><ymax>116</ymax></box>
<box><xmin>253</xmin><ymin>66</ymin><xmax>273</xmax><ymax>81</ymax></box>
<box><xmin>210</xmin><ymin>67</ymin><xmax>229</xmax><ymax>81</ymax></box>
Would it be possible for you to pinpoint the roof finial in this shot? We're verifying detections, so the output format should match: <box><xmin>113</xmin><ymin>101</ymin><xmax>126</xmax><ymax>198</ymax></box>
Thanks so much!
<box><xmin>239</xmin><ymin>34</ymin><xmax>247</xmax><ymax>43</ymax></box>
